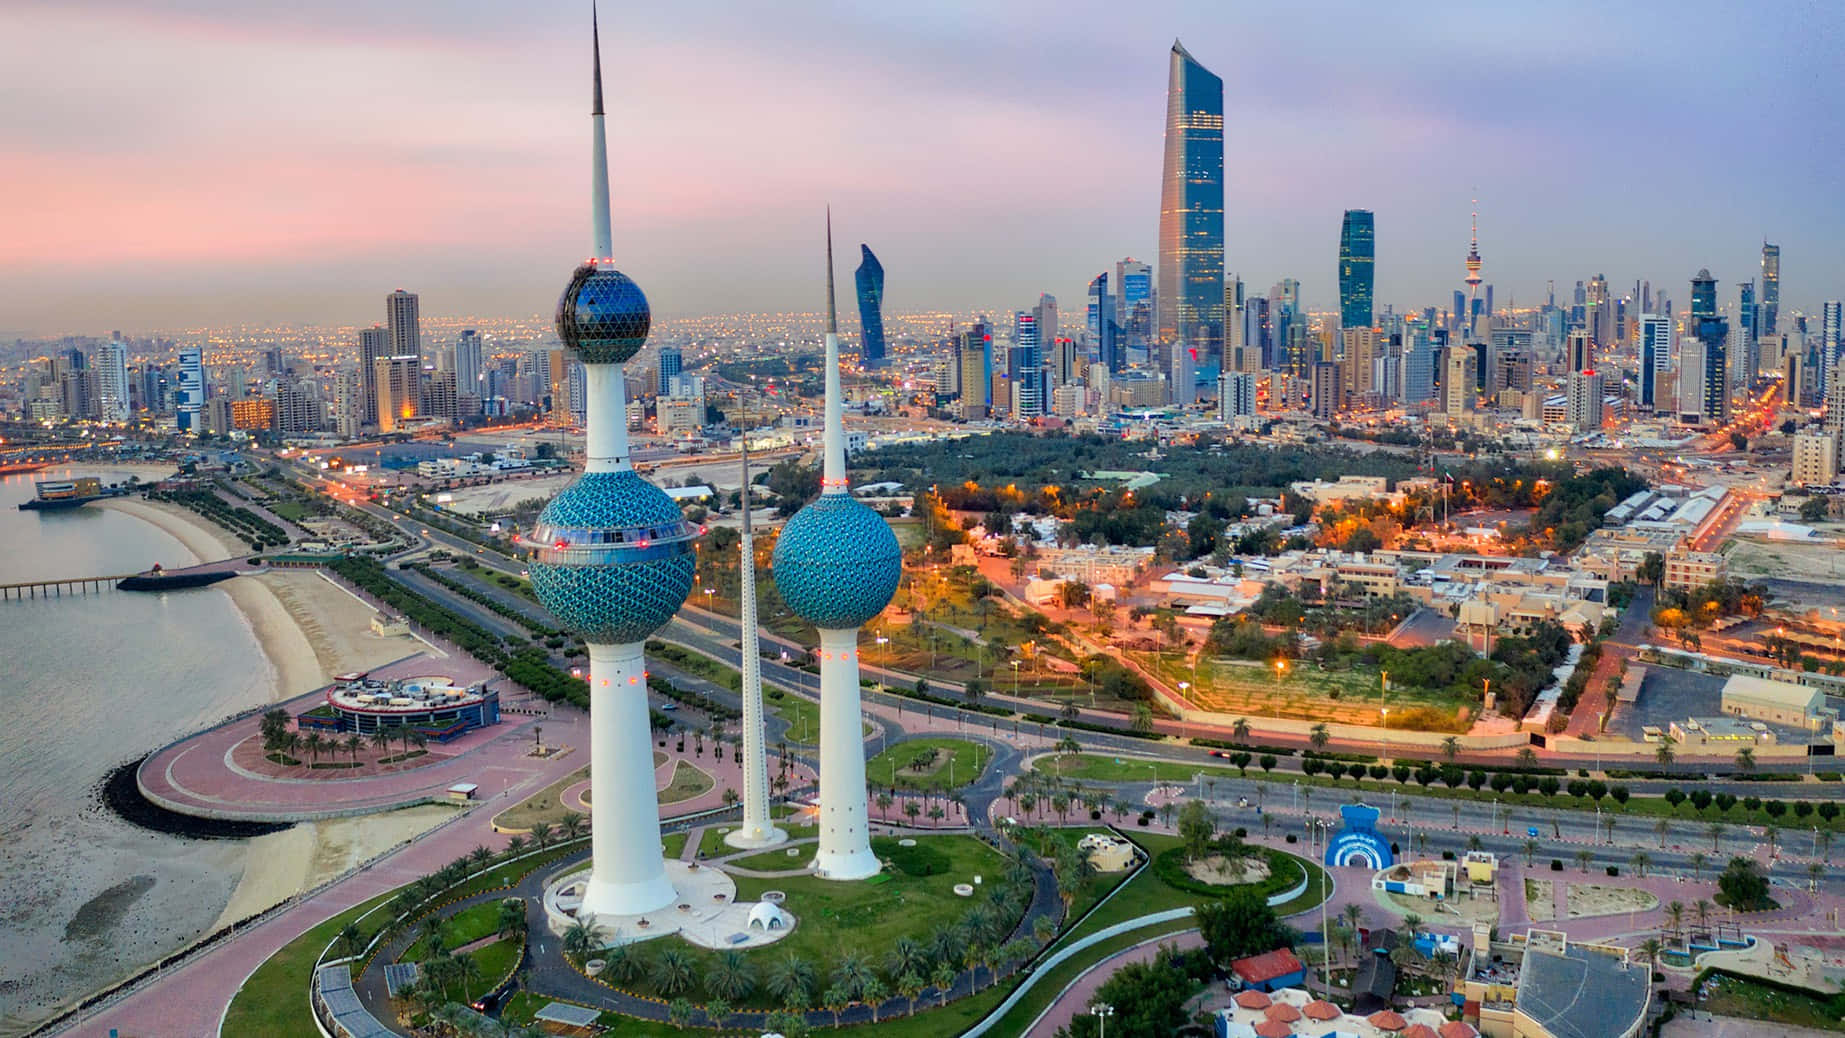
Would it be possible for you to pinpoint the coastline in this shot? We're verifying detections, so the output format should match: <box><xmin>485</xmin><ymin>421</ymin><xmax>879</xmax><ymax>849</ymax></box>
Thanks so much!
<box><xmin>94</xmin><ymin>495</ymin><xmax>248</xmax><ymax>565</ymax></box>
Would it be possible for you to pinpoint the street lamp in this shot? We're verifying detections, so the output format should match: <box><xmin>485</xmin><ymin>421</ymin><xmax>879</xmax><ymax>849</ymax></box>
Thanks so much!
<box><xmin>1275</xmin><ymin>659</ymin><xmax>1287</xmax><ymax>687</ymax></box>
<box><xmin>1379</xmin><ymin>707</ymin><xmax>1390</xmax><ymax>764</ymax></box>
<box><xmin>1091</xmin><ymin>1003</ymin><xmax>1115</xmax><ymax>1038</ymax></box>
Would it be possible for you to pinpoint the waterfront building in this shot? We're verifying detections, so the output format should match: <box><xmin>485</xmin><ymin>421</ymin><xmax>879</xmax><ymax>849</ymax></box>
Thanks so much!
<box><xmin>524</xmin><ymin>14</ymin><xmax>698</xmax><ymax>919</ymax></box>
<box><xmin>387</xmin><ymin>289</ymin><xmax>421</xmax><ymax>362</ymax></box>
<box><xmin>1157</xmin><ymin>40</ymin><xmax>1224</xmax><ymax>362</ymax></box>
<box><xmin>295</xmin><ymin>674</ymin><xmax>500</xmax><ymax>742</ymax></box>
<box><xmin>771</xmin><ymin>216</ymin><xmax>902</xmax><ymax>881</ymax></box>
<box><xmin>855</xmin><ymin>245</ymin><xmax>886</xmax><ymax>367</ymax></box>
<box><xmin>1338</xmin><ymin>209</ymin><xmax>1375</xmax><ymax>332</ymax></box>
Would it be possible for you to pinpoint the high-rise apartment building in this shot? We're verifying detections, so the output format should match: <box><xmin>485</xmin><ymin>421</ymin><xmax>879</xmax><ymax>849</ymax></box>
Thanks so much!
<box><xmin>1792</xmin><ymin>429</ymin><xmax>1838</xmax><ymax>488</ymax></box>
<box><xmin>1088</xmin><ymin>272</ymin><xmax>1119</xmax><ymax>372</ymax></box>
<box><xmin>1218</xmin><ymin>371</ymin><xmax>1255</xmax><ymax>421</ymax></box>
<box><xmin>1157</xmin><ymin>40</ymin><xmax>1224</xmax><ymax>362</ymax></box>
<box><xmin>1337</xmin><ymin>209</ymin><xmax>1375</xmax><ymax>332</ymax></box>
<box><xmin>386</xmin><ymin>289</ymin><xmax>421</xmax><ymax>361</ymax></box>
<box><xmin>359</xmin><ymin>325</ymin><xmax>388</xmax><ymax>427</ymax></box>
<box><xmin>957</xmin><ymin>334</ymin><xmax>988</xmax><ymax>420</ymax></box>
<box><xmin>855</xmin><ymin>245</ymin><xmax>886</xmax><ymax>367</ymax></box>
<box><xmin>96</xmin><ymin>341</ymin><xmax>130</xmax><ymax>423</ymax></box>
<box><xmin>656</xmin><ymin>346</ymin><xmax>682</xmax><ymax>396</ymax></box>
<box><xmin>454</xmin><ymin>330</ymin><xmax>484</xmax><ymax>413</ymax></box>
<box><xmin>1009</xmin><ymin>312</ymin><xmax>1043</xmax><ymax>419</ymax></box>
<box><xmin>1309</xmin><ymin>361</ymin><xmax>1339</xmax><ymax>420</ymax></box>
<box><xmin>1566</xmin><ymin>370</ymin><xmax>1604</xmax><ymax>432</ymax></box>
<box><xmin>1640</xmin><ymin>314</ymin><xmax>1670</xmax><ymax>409</ymax></box>
<box><xmin>1444</xmin><ymin>348</ymin><xmax>1474</xmax><ymax>417</ymax></box>
<box><xmin>374</xmin><ymin>355</ymin><xmax>420</xmax><ymax>433</ymax></box>
<box><xmin>333</xmin><ymin>369</ymin><xmax>364</xmax><ymax>438</ymax></box>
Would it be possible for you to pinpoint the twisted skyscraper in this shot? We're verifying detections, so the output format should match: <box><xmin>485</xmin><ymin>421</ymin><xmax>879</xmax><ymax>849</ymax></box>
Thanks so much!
<box><xmin>526</xmin><ymin>12</ymin><xmax>697</xmax><ymax>919</ymax></box>
<box><xmin>771</xmin><ymin>215</ymin><xmax>903</xmax><ymax>881</ymax></box>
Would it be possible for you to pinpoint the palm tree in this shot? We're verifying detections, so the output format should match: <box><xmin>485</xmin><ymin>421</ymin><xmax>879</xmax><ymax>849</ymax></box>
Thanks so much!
<box><xmin>1764</xmin><ymin>824</ymin><xmax>1779</xmax><ymax>857</ymax></box>
<box><xmin>1441</xmin><ymin>736</ymin><xmax>1460</xmax><ymax>761</ymax></box>
<box><xmin>409</xmin><ymin>729</ymin><xmax>428</xmax><ymax>755</ymax></box>
<box><xmin>1233</xmin><ymin>717</ymin><xmax>1251</xmax><ymax>744</ymax></box>
<box><xmin>1575</xmin><ymin>848</ymin><xmax>1593</xmax><ymax>873</ymax></box>
<box><xmin>1665</xmin><ymin>900</ymin><xmax>1685</xmax><ymax>940</ymax></box>
<box><xmin>338</xmin><ymin>922</ymin><xmax>364</xmax><ymax>960</ymax></box>
<box><xmin>886</xmin><ymin>936</ymin><xmax>927</xmax><ymax>981</ymax></box>
<box><xmin>766</xmin><ymin>952</ymin><xmax>814</xmax><ymax>1007</ymax></box>
<box><xmin>1517</xmin><ymin>747</ymin><xmax>1539</xmax><ymax>768</ymax></box>
<box><xmin>1695</xmin><ymin>899</ymin><xmax>1712</xmax><ymax>933</ymax></box>
<box><xmin>877</xmin><ymin>791</ymin><xmax>895</xmax><ymax>819</ymax></box>
<box><xmin>708</xmin><ymin>949</ymin><xmax>754</xmax><ymax>1001</ymax></box>
<box><xmin>823</xmin><ymin>983</ymin><xmax>852</xmax><ymax>1027</ymax></box>
<box><xmin>834</xmin><ymin>952</ymin><xmax>875</xmax><ymax>1002</ymax></box>
<box><xmin>560</xmin><ymin>920</ymin><xmax>603</xmax><ymax>962</ymax></box>
<box><xmin>1639</xmin><ymin>937</ymin><xmax>1663</xmax><ymax>978</ymax></box>
<box><xmin>703</xmin><ymin>998</ymin><xmax>732</xmax><ymax>1028</ymax></box>
<box><xmin>344</xmin><ymin>733</ymin><xmax>363</xmax><ymax>765</ymax></box>
<box><xmin>452</xmin><ymin>954</ymin><xmax>482</xmax><ymax>1002</ymax></box>
<box><xmin>651</xmin><ymin>946</ymin><xmax>696</xmax><ymax>996</ymax></box>
<box><xmin>896</xmin><ymin>970</ymin><xmax>925</xmax><ymax>1016</ymax></box>
<box><xmin>1653</xmin><ymin>818</ymin><xmax>1670</xmax><ymax>848</ymax></box>
<box><xmin>496</xmin><ymin>899</ymin><xmax>526</xmax><ymax>941</ymax></box>
<box><xmin>503</xmin><ymin>835</ymin><xmax>527</xmax><ymax>857</ymax></box>
<box><xmin>603</xmin><ymin>942</ymin><xmax>641</xmax><ymax>984</ymax></box>
<box><xmin>1735</xmin><ymin>746</ymin><xmax>1755</xmax><ymax>771</ymax></box>
<box><xmin>530</xmin><ymin>821</ymin><xmax>555</xmax><ymax>848</ymax></box>
<box><xmin>1706</xmin><ymin>821</ymin><xmax>1723</xmax><ymax>854</ymax></box>
<box><xmin>905</xmin><ymin>801</ymin><xmax>922</xmax><ymax>825</ymax></box>
<box><xmin>1309</xmin><ymin>723</ymin><xmax>1331</xmax><ymax>752</ymax></box>
<box><xmin>1467</xmin><ymin>834</ymin><xmax>1485</xmax><ymax>853</ymax></box>
<box><xmin>861</xmin><ymin>976</ymin><xmax>890</xmax><ymax>1023</ymax></box>
<box><xmin>368</xmin><ymin>729</ymin><xmax>392</xmax><ymax>759</ymax></box>
<box><xmin>1656</xmin><ymin>736</ymin><xmax>1675</xmax><ymax>766</ymax></box>
<box><xmin>1523</xmin><ymin>838</ymin><xmax>1538</xmax><ymax>866</ymax></box>
<box><xmin>1630</xmin><ymin>850</ymin><xmax>1651</xmax><ymax>878</ymax></box>
<box><xmin>303</xmin><ymin>731</ymin><xmax>325</xmax><ymax>764</ymax></box>
<box><xmin>1689</xmin><ymin>851</ymin><xmax>1706</xmax><ymax>881</ymax></box>
<box><xmin>558</xmin><ymin>811</ymin><xmax>587</xmax><ymax>839</ymax></box>
<box><xmin>666</xmin><ymin>998</ymin><xmax>696</xmax><ymax>1029</ymax></box>
<box><xmin>931</xmin><ymin>961</ymin><xmax>958</xmax><ymax>1005</ymax></box>
<box><xmin>1342</xmin><ymin>902</ymin><xmax>1363</xmax><ymax>938</ymax></box>
<box><xmin>469</xmin><ymin>845</ymin><xmax>493</xmax><ymax>868</ymax></box>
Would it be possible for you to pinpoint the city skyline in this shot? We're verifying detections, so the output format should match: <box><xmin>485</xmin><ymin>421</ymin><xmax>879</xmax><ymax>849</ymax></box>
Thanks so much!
<box><xmin>2</xmin><ymin>0</ymin><xmax>1841</xmax><ymax>337</ymax></box>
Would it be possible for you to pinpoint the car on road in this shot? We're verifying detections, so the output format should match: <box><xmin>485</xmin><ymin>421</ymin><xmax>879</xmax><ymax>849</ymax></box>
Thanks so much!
<box><xmin>660</xmin><ymin>702</ymin><xmax>677</xmax><ymax>711</ymax></box>
<box><xmin>1527</xmin><ymin>826</ymin><xmax>1540</xmax><ymax>838</ymax></box>
<box><xmin>1208</xmin><ymin>749</ymin><xmax>1235</xmax><ymax>758</ymax></box>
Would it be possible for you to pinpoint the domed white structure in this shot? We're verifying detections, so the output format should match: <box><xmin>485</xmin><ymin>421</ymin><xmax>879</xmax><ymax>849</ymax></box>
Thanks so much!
<box><xmin>747</xmin><ymin>902</ymin><xmax>792</xmax><ymax>931</ymax></box>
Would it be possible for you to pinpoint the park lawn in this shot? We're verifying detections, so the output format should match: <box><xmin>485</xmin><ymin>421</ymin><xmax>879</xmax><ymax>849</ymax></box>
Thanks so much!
<box><xmin>461</xmin><ymin>937</ymin><xmax>521</xmax><ymax>1003</ymax></box>
<box><xmin>1700</xmin><ymin>971</ymin><xmax>1845</xmax><ymax>1032</ymax></box>
<box><xmin>269</xmin><ymin>498</ymin><xmax>312</xmax><ymax>522</ymax></box>
<box><xmin>489</xmin><ymin>765</ymin><xmax>589</xmax><ymax>832</ymax></box>
<box><xmin>867</xmin><ymin>736</ymin><xmax>993</xmax><ymax>791</ymax></box>
<box><xmin>659</xmin><ymin>760</ymin><xmax>715</xmax><ymax>804</ymax></box>
<box><xmin>771</xmin><ymin>692</ymin><xmax>822</xmax><ymax>745</ymax></box>
<box><xmin>222</xmin><ymin>890</ymin><xmax>397</xmax><ymax>1037</ymax></box>
<box><xmin>598</xmin><ymin>835</ymin><xmax>1020</xmax><ymax>1011</ymax></box>
<box><xmin>648</xmin><ymin>640</ymin><xmax>744</xmax><ymax>692</ymax></box>
<box><xmin>661</xmin><ymin>830</ymin><xmax>689</xmax><ymax>858</ymax></box>
<box><xmin>1036</xmin><ymin>752</ymin><xmax>1241</xmax><ymax>785</ymax></box>
<box><xmin>505</xmin><ymin>985</ymin><xmax>1013</xmax><ymax>1038</ymax></box>
<box><xmin>400</xmin><ymin>901</ymin><xmax>504</xmax><ymax>961</ymax></box>
<box><xmin>728</xmin><ymin>845</ymin><xmax>814</xmax><ymax>871</ymax></box>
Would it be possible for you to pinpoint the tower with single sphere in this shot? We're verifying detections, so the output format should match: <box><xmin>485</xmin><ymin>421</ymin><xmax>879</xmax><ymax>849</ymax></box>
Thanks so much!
<box><xmin>771</xmin><ymin>215</ymin><xmax>902</xmax><ymax>880</ymax></box>
<box><xmin>525</xmin><ymin>11</ymin><xmax>697</xmax><ymax>920</ymax></box>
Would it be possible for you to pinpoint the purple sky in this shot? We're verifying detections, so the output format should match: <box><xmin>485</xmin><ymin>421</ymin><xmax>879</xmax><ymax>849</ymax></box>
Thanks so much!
<box><xmin>2</xmin><ymin>0</ymin><xmax>1839</xmax><ymax>337</ymax></box>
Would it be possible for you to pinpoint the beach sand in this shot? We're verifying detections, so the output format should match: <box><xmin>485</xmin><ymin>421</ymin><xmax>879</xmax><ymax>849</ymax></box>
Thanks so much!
<box><xmin>210</xmin><ymin>804</ymin><xmax>457</xmax><ymax>930</ymax></box>
<box><xmin>94</xmin><ymin>495</ymin><xmax>247</xmax><ymax>563</ymax></box>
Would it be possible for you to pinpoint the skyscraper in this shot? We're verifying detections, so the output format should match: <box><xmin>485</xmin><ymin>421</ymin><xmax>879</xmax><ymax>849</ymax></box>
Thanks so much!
<box><xmin>1761</xmin><ymin>242</ymin><xmax>1780</xmax><ymax>335</ymax></box>
<box><xmin>771</xmin><ymin>215</ymin><xmax>902</xmax><ymax>882</ymax></box>
<box><xmin>1338</xmin><ymin>209</ymin><xmax>1375</xmax><ymax>332</ymax></box>
<box><xmin>359</xmin><ymin>325</ymin><xmax>388</xmax><ymax>427</ymax></box>
<box><xmin>96</xmin><ymin>341</ymin><xmax>130</xmax><ymax>423</ymax></box>
<box><xmin>1010</xmin><ymin>311</ymin><xmax>1044</xmax><ymax>418</ymax></box>
<box><xmin>176</xmin><ymin>347</ymin><xmax>205</xmax><ymax>432</ymax></box>
<box><xmin>656</xmin><ymin>345</ymin><xmax>682</xmax><ymax>396</ymax></box>
<box><xmin>1690</xmin><ymin>269</ymin><xmax>1718</xmax><ymax>318</ymax></box>
<box><xmin>525</xmin><ymin>14</ymin><xmax>697</xmax><ymax>921</ymax></box>
<box><xmin>386</xmin><ymin>289</ymin><xmax>421</xmax><ymax>362</ymax></box>
<box><xmin>373</xmin><ymin>356</ymin><xmax>420</xmax><ymax>433</ymax></box>
<box><xmin>855</xmin><ymin>245</ymin><xmax>886</xmax><ymax>368</ymax></box>
<box><xmin>1157</xmin><ymin>40</ymin><xmax>1224</xmax><ymax>362</ymax></box>
<box><xmin>454</xmin><ymin>330</ymin><xmax>484</xmax><ymax>411</ymax></box>
<box><xmin>1640</xmin><ymin>314</ymin><xmax>1670</xmax><ymax>409</ymax></box>
<box><xmin>1088</xmin><ymin>272</ymin><xmax>1119</xmax><ymax>373</ymax></box>
<box><xmin>1034</xmin><ymin>293</ymin><xmax>1059</xmax><ymax>347</ymax></box>
<box><xmin>1116</xmin><ymin>258</ymin><xmax>1152</xmax><ymax>345</ymax></box>
<box><xmin>1567</xmin><ymin>370</ymin><xmax>1604</xmax><ymax>433</ymax></box>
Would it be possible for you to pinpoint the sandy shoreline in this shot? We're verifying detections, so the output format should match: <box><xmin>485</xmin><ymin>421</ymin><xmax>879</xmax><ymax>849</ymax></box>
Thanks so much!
<box><xmin>94</xmin><ymin>495</ymin><xmax>248</xmax><ymax>565</ymax></box>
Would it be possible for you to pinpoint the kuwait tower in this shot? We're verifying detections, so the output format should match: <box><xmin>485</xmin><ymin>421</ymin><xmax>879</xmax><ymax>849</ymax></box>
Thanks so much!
<box><xmin>771</xmin><ymin>216</ymin><xmax>903</xmax><ymax>880</ymax></box>
<box><xmin>526</xmin><ymin>11</ymin><xmax>697</xmax><ymax>919</ymax></box>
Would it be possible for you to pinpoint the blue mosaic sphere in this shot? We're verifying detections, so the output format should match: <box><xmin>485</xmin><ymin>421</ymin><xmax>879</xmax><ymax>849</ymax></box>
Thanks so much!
<box><xmin>555</xmin><ymin>261</ymin><xmax>650</xmax><ymax>364</ymax></box>
<box><xmin>527</xmin><ymin>471</ymin><xmax>696</xmax><ymax>643</ymax></box>
<box><xmin>771</xmin><ymin>493</ymin><xmax>901</xmax><ymax>629</ymax></box>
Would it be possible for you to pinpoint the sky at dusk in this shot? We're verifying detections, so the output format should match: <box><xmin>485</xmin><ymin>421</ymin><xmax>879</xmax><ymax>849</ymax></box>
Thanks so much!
<box><xmin>2</xmin><ymin>0</ymin><xmax>1841</xmax><ymax>338</ymax></box>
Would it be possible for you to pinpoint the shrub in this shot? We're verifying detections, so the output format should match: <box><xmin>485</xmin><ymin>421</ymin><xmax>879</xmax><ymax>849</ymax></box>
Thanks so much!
<box><xmin>1606</xmin><ymin>865</ymin><xmax>1620</xmax><ymax>877</ymax></box>
<box><xmin>1550</xmin><ymin>860</ymin><xmax>1563</xmax><ymax>872</ymax></box>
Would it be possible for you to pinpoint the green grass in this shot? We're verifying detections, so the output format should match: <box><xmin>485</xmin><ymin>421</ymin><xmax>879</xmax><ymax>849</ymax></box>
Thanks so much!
<box><xmin>727</xmin><ymin>845</ymin><xmax>814</xmax><ymax>871</ymax></box>
<box><xmin>269</xmin><ymin>499</ymin><xmax>312</xmax><ymax>522</ymax></box>
<box><xmin>222</xmin><ymin>890</ymin><xmax>396</xmax><ymax>1037</ymax></box>
<box><xmin>661</xmin><ymin>830</ymin><xmax>689</xmax><ymax>859</ymax></box>
<box><xmin>1700</xmin><ymin>971</ymin><xmax>1845</xmax><ymax>1031</ymax></box>
<box><xmin>584</xmin><ymin>835</ymin><xmax>1021</xmax><ymax>1011</ymax></box>
<box><xmin>461</xmin><ymin>937</ymin><xmax>520</xmax><ymax>1002</ymax></box>
<box><xmin>399</xmin><ymin>901</ymin><xmax>510</xmax><ymax>961</ymax></box>
<box><xmin>1036</xmin><ymin>752</ymin><xmax>1239</xmax><ymax>785</ymax></box>
<box><xmin>987</xmin><ymin>916</ymin><xmax>1198</xmax><ymax>1036</ymax></box>
<box><xmin>1010</xmin><ymin>825</ymin><xmax>1133</xmax><ymax>920</ymax></box>
<box><xmin>867</xmin><ymin>737</ymin><xmax>993</xmax><ymax>791</ymax></box>
<box><xmin>771</xmin><ymin>692</ymin><xmax>823</xmax><ymax>745</ymax></box>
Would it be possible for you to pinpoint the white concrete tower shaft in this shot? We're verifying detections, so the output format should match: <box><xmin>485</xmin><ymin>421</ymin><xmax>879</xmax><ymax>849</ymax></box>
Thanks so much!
<box><xmin>812</xmin><ymin>213</ymin><xmax>879</xmax><ymax>880</ymax></box>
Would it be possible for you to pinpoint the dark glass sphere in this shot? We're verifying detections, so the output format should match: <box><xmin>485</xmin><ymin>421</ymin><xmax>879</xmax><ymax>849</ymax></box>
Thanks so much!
<box><xmin>556</xmin><ymin>261</ymin><xmax>650</xmax><ymax>364</ymax></box>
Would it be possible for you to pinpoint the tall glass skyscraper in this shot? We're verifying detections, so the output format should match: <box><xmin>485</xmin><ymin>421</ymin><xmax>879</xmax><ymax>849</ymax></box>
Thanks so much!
<box><xmin>1157</xmin><ymin>40</ymin><xmax>1224</xmax><ymax>363</ymax></box>
<box><xmin>855</xmin><ymin>245</ymin><xmax>886</xmax><ymax>367</ymax></box>
<box><xmin>1761</xmin><ymin>242</ymin><xmax>1780</xmax><ymax>336</ymax></box>
<box><xmin>1338</xmin><ymin>209</ymin><xmax>1375</xmax><ymax>331</ymax></box>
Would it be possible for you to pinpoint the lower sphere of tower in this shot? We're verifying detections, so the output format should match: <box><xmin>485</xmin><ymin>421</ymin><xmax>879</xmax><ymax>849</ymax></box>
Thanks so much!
<box><xmin>771</xmin><ymin>494</ymin><xmax>901</xmax><ymax>630</ymax></box>
<box><xmin>528</xmin><ymin>472</ymin><xmax>697</xmax><ymax>643</ymax></box>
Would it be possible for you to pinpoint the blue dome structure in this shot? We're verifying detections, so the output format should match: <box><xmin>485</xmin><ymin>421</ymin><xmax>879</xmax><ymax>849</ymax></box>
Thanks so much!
<box><xmin>527</xmin><ymin>471</ymin><xmax>698</xmax><ymax>643</ymax></box>
<box><xmin>556</xmin><ymin>261</ymin><xmax>651</xmax><ymax>364</ymax></box>
<box><xmin>772</xmin><ymin>494</ymin><xmax>901</xmax><ymax>630</ymax></box>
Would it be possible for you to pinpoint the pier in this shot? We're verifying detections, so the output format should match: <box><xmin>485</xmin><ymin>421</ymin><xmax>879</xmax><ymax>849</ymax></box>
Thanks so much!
<box><xmin>0</xmin><ymin>574</ymin><xmax>136</xmax><ymax>599</ymax></box>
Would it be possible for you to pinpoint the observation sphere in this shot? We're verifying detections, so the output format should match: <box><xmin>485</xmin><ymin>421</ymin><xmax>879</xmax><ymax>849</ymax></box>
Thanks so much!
<box><xmin>771</xmin><ymin>493</ymin><xmax>901</xmax><ymax>630</ymax></box>
<box><xmin>556</xmin><ymin>261</ymin><xmax>651</xmax><ymax>364</ymax></box>
<box><xmin>527</xmin><ymin>471</ymin><xmax>697</xmax><ymax>644</ymax></box>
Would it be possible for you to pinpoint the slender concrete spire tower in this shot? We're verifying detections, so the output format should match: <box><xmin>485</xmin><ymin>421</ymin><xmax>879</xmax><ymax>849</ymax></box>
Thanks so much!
<box><xmin>771</xmin><ymin>212</ymin><xmax>903</xmax><ymax>881</ymax></box>
<box><xmin>725</xmin><ymin>412</ymin><xmax>787</xmax><ymax>849</ymax></box>
<box><xmin>526</xmin><ymin>10</ymin><xmax>697</xmax><ymax>920</ymax></box>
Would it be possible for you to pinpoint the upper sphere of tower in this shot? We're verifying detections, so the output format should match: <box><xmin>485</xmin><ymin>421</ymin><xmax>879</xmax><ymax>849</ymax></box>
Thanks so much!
<box><xmin>771</xmin><ymin>494</ymin><xmax>901</xmax><ymax>630</ymax></box>
<box><xmin>557</xmin><ymin>261</ymin><xmax>651</xmax><ymax>364</ymax></box>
